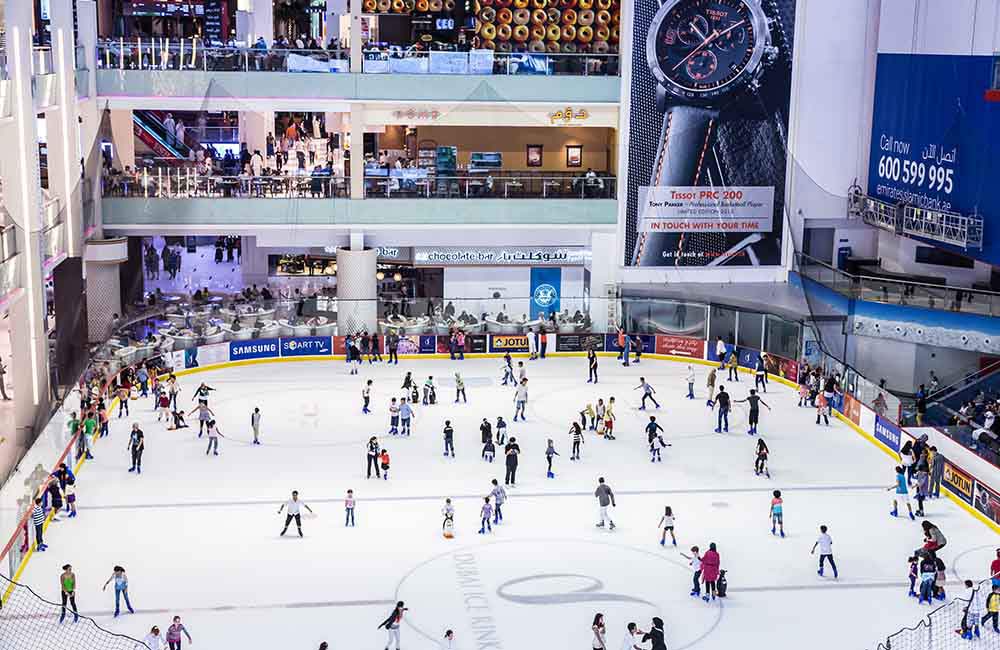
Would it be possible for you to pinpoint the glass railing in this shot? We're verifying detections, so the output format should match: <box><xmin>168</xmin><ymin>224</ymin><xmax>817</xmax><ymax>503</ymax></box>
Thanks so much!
<box><xmin>363</xmin><ymin>174</ymin><xmax>616</xmax><ymax>198</ymax></box>
<box><xmin>74</xmin><ymin>44</ymin><xmax>87</xmax><ymax>71</ymax></box>
<box><xmin>96</xmin><ymin>41</ymin><xmax>349</xmax><ymax>73</ymax></box>
<box><xmin>0</xmin><ymin>250</ymin><xmax>19</xmax><ymax>299</ymax></box>
<box><xmin>796</xmin><ymin>253</ymin><xmax>1000</xmax><ymax>316</ymax></box>
<box><xmin>102</xmin><ymin>172</ymin><xmax>351</xmax><ymax>198</ymax></box>
<box><xmin>31</xmin><ymin>47</ymin><xmax>54</xmax><ymax>76</ymax></box>
<box><xmin>0</xmin><ymin>224</ymin><xmax>18</xmax><ymax>264</ymax></box>
<box><xmin>362</xmin><ymin>49</ymin><xmax>619</xmax><ymax>76</ymax></box>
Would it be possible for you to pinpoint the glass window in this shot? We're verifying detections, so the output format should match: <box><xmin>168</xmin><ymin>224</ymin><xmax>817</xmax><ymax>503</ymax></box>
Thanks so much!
<box><xmin>708</xmin><ymin>306</ymin><xmax>736</xmax><ymax>347</ymax></box>
<box><xmin>621</xmin><ymin>298</ymin><xmax>707</xmax><ymax>336</ymax></box>
<box><xmin>736</xmin><ymin>311</ymin><xmax>764</xmax><ymax>351</ymax></box>
<box><xmin>763</xmin><ymin>314</ymin><xmax>801</xmax><ymax>360</ymax></box>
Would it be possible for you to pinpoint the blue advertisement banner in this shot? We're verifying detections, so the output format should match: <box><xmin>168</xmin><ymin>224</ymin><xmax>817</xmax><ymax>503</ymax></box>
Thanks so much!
<box><xmin>873</xmin><ymin>415</ymin><xmax>902</xmax><ymax>454</ymax></box>
<box><xmin>530</xmin><ymin>267</ymin><xmax>561</xmax><ymax>320</ymax></box>
<box><xmin>707</xmin><ymin>342</ymin><xmax>735</xmax><ymax>364</ymax></box>
<box><xmin>603</xmin><ymin>334</ymin><xmax>655</xmax><ymax>355</ymax></box>
<box><xmin>280</xmin><ymin>336</ymin><xmax>332</xmax><ymax>357</ymax></box>
<box><xmin>868</xmin><ymin>53</ymin><xmax>1000</xmax><ymax>265</ymax></box>
<box><xmin>230</xmin><ymin>339</ymin><xmax>279</xmax><ymax>361</ymax></box>
<box><xmin>419</xmin><ymin>335</ymin><xmax>437</xmax><ymax>354</ymax></box>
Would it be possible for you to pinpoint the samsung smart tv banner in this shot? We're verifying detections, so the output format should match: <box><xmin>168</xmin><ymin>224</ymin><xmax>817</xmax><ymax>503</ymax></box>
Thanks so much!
<box><xmin>622</xmin><ymin>0</ymin><xmax>795</xmax><ymax>267</ymax></box>
<box><xmin>867</xmin><ymin>53</ymin><xmax>1000</xmax><ymax>265</ymax></box>
<box><xmin>529</xmin><ymin>267</ymin><xmax>561</xmax><ymax>319</ymax></box>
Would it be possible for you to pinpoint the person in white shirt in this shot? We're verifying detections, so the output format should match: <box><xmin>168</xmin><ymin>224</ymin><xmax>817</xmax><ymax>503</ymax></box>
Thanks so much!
<box><xmin>513</xmin><ymin>379</ymin><xmax>528</xmax><ymax>422</ymax></box>
<box><xmin>686</xmin><ymin>365</ymin><xmax>696</xmax><ymax>399</ymax></box>
<box><xmin>143</xmin><ymin>626</ymin><xmax>169</xmax><ymax>650</ymax></box>
<box><xmin>278</xmin><ymin>490</ymin><xmax>314</xmax><ymax>537</ymax></box>
<box><xmin>174</xmin><ymin>120</ymin><xmax>185</xmax><ymax>148</ymax></box>
<box><xmin>810</xmin><ymin>525</ymin><xmax>838</xmax><ymax>578</ymax></box>
<box><xmin>621</xmin><ymin>622</ymin><xmax>643</xmax><ymax>650</ymax></box>
<box><xmin>163</xmin><ymin>113</ymin><xmax>176</xmax><ymax>145</ymax></box>
<box><xmin>715</xmin><ymin>336</ymin><xmax>728</xmax><ymax>367</ymax></box>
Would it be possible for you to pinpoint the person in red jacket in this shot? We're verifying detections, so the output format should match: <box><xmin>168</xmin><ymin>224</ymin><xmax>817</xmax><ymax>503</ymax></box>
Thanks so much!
<box><xmin>700</xmin><ymin>542</ymin><xmax>721</xmax><ymax>602</ymax></box>
<box><xmin>991</xmin><ymin>548</ymin><xmax>1000</xmax><ymax>588</ymax></box>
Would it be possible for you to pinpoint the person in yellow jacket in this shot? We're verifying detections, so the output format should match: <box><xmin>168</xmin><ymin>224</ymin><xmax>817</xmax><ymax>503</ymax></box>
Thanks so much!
<box><xmin>727</xmin><ymin>352</ymin><xmax>740</xmax><ymax>382</ymax></box>
<box><xmin>983</xmin><ymin>585</ymin><xmax>1000</xmax><ymax>632</ymax></box>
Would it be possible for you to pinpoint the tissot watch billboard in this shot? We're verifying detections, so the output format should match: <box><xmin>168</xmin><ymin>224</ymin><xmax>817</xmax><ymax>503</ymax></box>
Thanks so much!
<box><xmin>622</xmin><ymin>0</ymin><xmax>795</xmax><ymax>267</ymax></box>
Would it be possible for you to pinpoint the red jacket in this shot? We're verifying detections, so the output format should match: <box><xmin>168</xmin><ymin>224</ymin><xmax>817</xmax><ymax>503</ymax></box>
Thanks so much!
<box><xmin>701</xmin><ymin>549</ymin><xmax>721</xmax><ymax>583</ymax></box>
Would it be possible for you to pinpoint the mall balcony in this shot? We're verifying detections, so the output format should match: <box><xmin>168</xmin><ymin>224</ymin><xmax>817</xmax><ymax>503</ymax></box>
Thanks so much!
<box><xmin>93</xmin><ymin>42</ymin><xmax>621</xmax><ymax>107</ymax></box>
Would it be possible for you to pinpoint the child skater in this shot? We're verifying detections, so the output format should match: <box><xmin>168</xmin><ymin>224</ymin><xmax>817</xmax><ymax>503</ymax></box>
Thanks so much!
<box><xmin>478</xmin><ymin>497</ymin><xmax>493</xmax><ymax>534</ymax></box>
<box><xmin>490</xmin><ymin>479</ymin><xmax>506</xmax><ymax>525</ymax></box>
<box><xmin>754</xmin><ymin>438</ymin><xmax>770</xmax><ymax>477</ymax></box>
<box><xmin>604</xmin><ymin>397</ymin><xmax>617</xmax><ymax>440</ymax></box>
<box><xmin>545</xmin><ymin>439</ymin><xmax>559</xmax><ymax>478</ymax></box>
<box><xmin>769</xmin><ymin>490</ymin><xmax>785</xmax><ymax>537</ymax></box>
<box><xmin>388</xmin><ymin>398</ymin><xmax>400</xmax><ymax>435</ymax></box>
<box><xmin>798</xmin><ymin>381</ymin><xmax>810</xmax><ymax>407</ymax></box>
<box><xmin>645</xmin><ymin>416</ymin><xmax>667</xmax><ymax>463</ymax></box>
<box><xmin>483</xmin><ymin>437</ymin><xmax>496</xmax><ymax>463</ymax></box>
<box><xmin>495</xmin><ymin>416</ymin><xmax>507</xmax><ymax>445</ymax></box>
<box><xmin>888</xmin><ymin>466</ymin><xmax>915</xmax><ymax>519</ymax></box>
<box><xmin>362</xmin><ymin>380</ymin><xmax>372</xmax><ymax>414</ymax></box>
<box><xmin>442</xmin><ymin>498</ymin><xmax>455</xmax><ymax>539</ymax></box>
<box><xmin>816</xmin><ymin>392</ymin><xmax>830</xmax><ymax>426</ymax></box>
<box><xmin>443</xmin><ymin>420</ymin><xmax>455</xmax><ymax>458</ymax></box>
<box><xmin>680</xmin><ymin>546</ymin><xmax>702</xmax><ymax>597</ymax></box>
<box><xmin>658</xmin><ymin>506</ymin><xmax>676</xmax><ymax>546</ymax></box>
<box><xmin>569</xmin><ymin>422</ymin><xmax>585</xmax><ymax>461</ymax></box>
<box><xmin>399</xmin><ymin>397</ymin><xmax>415</xmax><ymax>436</ymax></box>
<box><xmin>380</xmin><ymin>449</ymin><xmax>391</xmax><ymax>480</ymax></box>
<box><xmin>501</xmin><ymin>353</ymin><xmax>515</xmax><ymax>386</ymax></box>
<box><xmin>957</xmin><ymin>579</ymin><xmax>982</xmax><ymax>639</ymax></box>
<box><xmin>345</xmin><ymin>489</ymin><xmax>356</xmax><ymax>527</ymax></box>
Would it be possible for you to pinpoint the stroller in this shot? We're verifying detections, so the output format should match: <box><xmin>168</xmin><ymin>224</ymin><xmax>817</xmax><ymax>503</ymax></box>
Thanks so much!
<box><xmin>717</xmin><ymin>570</ymin><xmax>728</xmax><ymax>598</ymax></box>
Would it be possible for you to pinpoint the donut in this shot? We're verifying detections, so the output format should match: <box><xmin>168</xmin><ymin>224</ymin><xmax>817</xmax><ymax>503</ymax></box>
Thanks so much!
<box><xmin>562</xmin><ymin>41</ymin><xmax>577</xmax><ymax>52</ymax></box>
<box><xmin>577</xmin><ymin>24</ymin><xmax>593</xmax><ymax>42</ymax></box>
<box><xmin>512</xmin><ymin>23</ymin><xmax>529</xmax><ymax>41</ymax></box>
<box><xmin>444</xmin><ymin>0</ymin><xmax>456</xmax><ymax>9</ymax></box>
<box><xmin>376</xmin><ymin>0</ymin><xmax>391</xmax><ymax>11</ymax></box>
<box><xmin>531</xmin><ymin>0</ymin><xmax>547</xmax><ymax>7</ymax></box>
<box><xmin>497</xmin><ymin>23</ymin><xmax>513</xmax><ymax>40</ymax></box>
<box><xmin>562</xmin><ymin>8</ymin><xmax>577</xmax><ymax>23</ymax></box>
<box><xmin>513</xmin><ymin>0</ymin><xmax>529</xmax><ymax>7</ymax></box>
<box><xmin>596</xmin><ymin>0</ymin><xmax>611</xmax><ymax>8</ymax></box>
<box><xmin>577</xmin><ymin>8</ymin><xmax>594</xmax><ymax>25</ymax></box>
<box><xmin>530</xmin><ymin>24</ymin><xmax>546</xmax><ymax>39</ymax></box>
<box><xmin>609</xmin><ymin>24</ymin><xmax>618</xmax><ymax>43</ymax></box>
<box><xmin>546</xmin><ymin>40</ymin><xmax>561</xmax><ymax>52</ymax></box>
<box><xmin>363</xmin><ymin>0</ymin><xmax>377</xmax><ymax>11</ymax></box>
<box><xmin>546</xmin><ymin>7</ymin><xmax>561</xmax><ymax>22</ymax></box>
<box><xmin>528</xmin><ymin>39</ymin><xmax>546</xmax><ymax>52</ymax></box>
<box><xmin>610</xmin><ymin>10</ymin><xmax>619</xmax><ymax>24</ymax></box>
<box><xmin>530</xmin><ymin>8</ymin><xmax>546</xmax><ymax>23</ymax></box>
<box><xmin>428</xmin><ymin>0</ymin><xmax>443</xmax><ymax>10</ymax></box>
<box><xmin>545</xmin><ymin>23</ymin><xmax>562</xmax><ymax>40</ymax></box>
<box><xmin>561</xmin><ymin>23</ymin><xmax>576</xmax><ymax>40</ymax></box>
<box><xmin>592</xmin><ymin>39</ymin><xmax>609</xmax><ymax>54</ymax></box>
<box><xmin>498</xmin><ymin>40</ymin><xmax>513</xmax><ymax>52</ymax></box>
<box><xmin>595</xmin><ymin>9</ymin><xmax>610</xmax><ymax>25</ymax></box>
<box><xmin>497</xmin><ymin>7</ymin><xmax>513</xmax><ymax>23</ymax></box>
<box><xmin>595</xmin><ymin>24</ymin><xmax>610</xmax><ymax>40</ymax></box>
<box><xmin>559</xmin><ymin>0</ymin><xmax>577</xmax><ymax>8</ymax></box>
<box><xmin>513</xmin><ymin>7</ymin><xmax>530</xmax><ymax>24</ymax></box>
<box><xmin>416</xmin><ymin>0</ymin><xmax>429</xmax><ymax>9</ymax></box>
<box><xmin>578</xmin><ymin>0</ymin><xmax>593</xmax><ymax>7</ymax></box>
<box><xmin>481</xmin><ymin>38</ymin><xmax>496</xmax><ymax>49</ymax></box>
<box><xmin>480</xmin><ymin>6</ymin><xmax>496</xmax><ymax>21</ymax></box>
<box><xmin>495</xmin><ymin>0</ymin><xmax>513</xmax><ymax>7</ymax></box>
<box><xmin>391</xmin><ymin>0</ymin><xmax>405</xmax><ymax>12</ymax></box>
<box><xmin>481</xmin><ymin>22</ymin><xmax>497</xmax><ymax>39</ymax></box>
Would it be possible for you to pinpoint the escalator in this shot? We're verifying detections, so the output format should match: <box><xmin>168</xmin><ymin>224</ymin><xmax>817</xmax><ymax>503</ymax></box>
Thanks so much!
<box><xmin>132</xmin><ymin>110</ymin><xmax>203</xmax><ymax>164</ymax></box>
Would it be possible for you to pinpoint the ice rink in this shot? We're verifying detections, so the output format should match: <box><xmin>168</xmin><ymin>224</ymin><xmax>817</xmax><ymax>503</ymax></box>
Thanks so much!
<box><xmin>13</xmin><ymin>356</ymin><xmax>1000</xmax><ymax>649</ymax></box>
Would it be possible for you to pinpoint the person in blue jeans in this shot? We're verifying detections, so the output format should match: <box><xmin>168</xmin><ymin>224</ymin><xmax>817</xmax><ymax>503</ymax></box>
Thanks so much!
<box><xmin>714</xmin><ymin>386</ymin><xmax>731</xmax><ymax>433</ymax></box>
<box><xmin>103</xmin><ymin>565</ymin><xmax>135</xmax><ymax>617</ymax></box>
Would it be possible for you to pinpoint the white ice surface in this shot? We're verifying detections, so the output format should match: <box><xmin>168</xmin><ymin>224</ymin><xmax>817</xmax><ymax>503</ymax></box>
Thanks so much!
<box><xmin>10</xmin><ymin>357</ymin><xmax>1000</xmax><ymax>650</ymax></box>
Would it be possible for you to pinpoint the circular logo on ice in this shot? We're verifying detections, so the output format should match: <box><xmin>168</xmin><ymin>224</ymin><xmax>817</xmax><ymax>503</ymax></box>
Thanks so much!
<box><xmin>287</xmin><ymin>340</ymin><xmax>299</xmax><ymax>351</ymax></box>
<box><xmin>395</xmin><ymin>539</ymin><xmax>721</xmax><ymax>649</ymax></box>
<box><xmin>533</xmin><ymin>283</ymin><xmax>558</xmax><ymax>308</ymax></box>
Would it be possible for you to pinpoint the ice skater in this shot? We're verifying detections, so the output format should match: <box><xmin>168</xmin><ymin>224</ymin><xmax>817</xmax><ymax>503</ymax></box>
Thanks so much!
<box><xmin>443</xmin><ymin>420</ymin><xmax>455</xmax><ymax>457</ymax></box>
<box><xmin>595</xmin><ymin>477</ymin><xmax>616</xmax><ymax>530</ymax></box>
<box><xmin>188</xmin><ymin>402</ymin><xmax>214</xmax><ymax>437</ymax></box>
<box><xmin>377</xmin><ymin>601</ymin><xmax>407</xmax><ymax>650</ymax></box>
<box><xmin>754</xmin><ymin>356</ymin><xmax>768</xmax><ymax>392</ymax></box>
<box><xmin>658</xmin><ymin>506</ymin><xmax>676</xmax><ymax>546</ymax></box>
<box><xmin>735</xmin><ymin>389</ymin><xmax>770</xmax><ymax>435</ymax></box>
<box><xmin>495</xmin><ymin>416</ymin><xmax>507</xmax><ymax>445</ymax></box>
<box><xmin>59</xmin><ymin>564</ymin><xmax>79</xmax><ymax>623</ymax></box>
<box><xmin>588</xmin><ymin>348</ymin><xmax>599</xmax><ymax>383</ymax></box>
<box><xmin>366</xmin><ymin>437</ymin><xmax>381</xmax><ymax>479</ymax></box>
<box><xmin>727</xmin><ymin>353</ymin><xmax>739</xmax><ymax>382</ymax></box>
<box><xmin>700</xmin><ymin>543</ymin><xmax>721</xmax><ymax>602</ymax></box>
<box><xmin>570</xmin><ymin>422</ymin><xmax>585</xmax><ymax>460</ymax></box>
<box><xmin>769</xmin><ymin>489</ymin><xmax>785</xmax><ymax>537</ymax></box>
<box><xmin>345</xmin><ymin>489</ymin><xmax>356</xmax><ymax>527</ymax></box>
<box><xmin>635</xmin><ymin>377</ymin><xmax>660</xmax><ymax>410</ymax></box>
<box><xmin>706</xmin><ymin>369</ymin><xmax>717</xmax><ymax>408</ymax></box>
<box><xmin>603</xmin><ymin>397</ymin><xmax>616</xmax><ymax>440</ymax></box>
<box><xmin>442</xmin><ymin>498</ymin><xmax>455</xmax><ymax>538</ymax></box>
<box><xmin>754</xmin><ymin>438</ymin><xmax>770</xmax><ymax>477</ymax></box>
<box><xmin>483</xmin><ymin>436</ymin><xmax>496</xmax><ymax>463</ymax></box>
<box><xmin>251</xmin><ymin>406</ymin><xmax>262</xmax><ymax>445</ymax></box>
<box><xmin>278</xmin><ymin>490</ymin><xmax>314</xmax><ymax>537</ymax></box>
<box><xmin>811</xmin><ymin>525</ymin><xmax>838</xmax><ymax>578</ymax></box>
<box><xmin>957</xmin><ymin>580</ymin><xmax>982</xmax><ymax>639</ymax></box>
<box><xmin>491</xmin><ymin>479</ymin><xmax>507</xmax><ymax>524</ymax></box>
<box><xmin>423</xmin><ymin>376</ymin><xmax>437</xmax><ymax>405</ymax></box>
<box><xmin>191</xmin><ymin>382</ymin><xmax>216</xmax><ymax>406</ymax></box>
<box><xmin>362</xmin><ymin>380</ymin><xmax>373</xmax><ymax>414</ymax></box>
<box><xmin>501</xmin><ymin>353</ymin><xmax>515</xmax><ymax>386</ymax></box>
<box><xmin>504</xmin><ymin>437</ymin><xmax>520</xmax><ymax>485</ymax></box>
<box><xmin>127</xmin><ymin>423</ymin><xmax>145</xmax><ymax>474</ymax></box>
<box><xmin>681</xmin><ymin>546</ymin><xmax>702</xmax><ymax>596</ymax></box>
<box><xmin>513</xmin><ymin>378</ymin><xmax>528</xmax><ymax>422</ymax></box>
<box><xmin>713</xmin><ymin>386</ymin><xmax>731</xmax><ymax>433</ymax></box>
<box><xmin>545</xmin><ymin>439</ymin><xmax>559</xmax><ymax>478</ymax></box>
<box><xmin>399</xmin><ymin>397</ymin><xmax>414</xmax><ymax>436</ymax></box>
<box><xmin>380</xmin><ymin>448</ymin><xmax>391</xmax><ymax>480</ymax></box>
<box><xmin>888</xmin><ymin>465</ymin><xmax>915</xmax><ymax>519</ymax></box>
<box><xmin>204</xmin><ymin>420</ymin><xmax>223</xmax><ymax>456</ymax></box>
<box><xmin>479</xmin><ymin>497</ymin><xmax>493</xmax><ymax>534</ymax></box>
<box><xmin>595</xmin><ymin>399</ymin><xmax>606</xmax><ymax>433</ymax></box>
<box><xmin>401</xmin><ymin>371</ymin><xmax>414</xmax><ymax>393</ymax></box>
<box><xmin>646</xmin><ymin>416</ymin><xmax>668</xmax><ymax>462</ymax></box>
<box><xmin>454</xmin><ymin>372</ymin><xmax>466</xmax><ymax>403</ymax></box>
<box><xmin>102</xmin><ymin>565</ymin><xmax>135</xmax><ymax>617</ymax></box>
<box><xmin>686</xmin><ymin>365</ymin><xmax>695</xmax><ymax>399</ymax></box>
<box><xmin>388</xmin><ymin>398</ymin><xmax>400</xmax><ymax>435</ymax></box>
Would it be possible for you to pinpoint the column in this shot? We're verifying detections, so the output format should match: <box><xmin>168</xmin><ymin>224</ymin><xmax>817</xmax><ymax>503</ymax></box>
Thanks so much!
<box><xmin>109</xmin><ymin>109</ymin><xmax>135</xmax><ymax>169</ymax></box>
<box><xmin>77</xmin><ymin>1</ymin><xmax>103</xmax><ymax>239</ymax></box>
<box><xmin>336</xmin><ymin>247</ymin><xmax>377</xmax><ymax>333</ymax></box>
<box><xmin>47</xmin><ymin>0</ymin><xmax>84</xmax><ymax>259</ymax></box>
<box><xmin>236</xmin><ymin>0</ymin><xmax>274</xmax><ymax>44</ymax></box>
<box><xmin>83</xmin><ymin>239</ymin><xmax>127</xmax><ymax>341</ymax></box>
<box><xmin>349</xmin><ymin>104</ymin><xmax>365</xmax><ymax>199</ymax></box>
<box><xmin>325</xmin><ymin>0</ymin><xmax>348</xmax><ymax>45</ymax></box>
<box><xmin>238</xmin><ymin>110</ymin><xmax>274</xmax><ymax>156</ymax></box>
<box><xmin>2</xmin><ymin>0</ymin><xmax>51</xmax><ymax>434</ymax></box>
<box><xmin>587</xmin><ymin>231</ymin><xmax>618</xmax><ymax>333</ymax></box>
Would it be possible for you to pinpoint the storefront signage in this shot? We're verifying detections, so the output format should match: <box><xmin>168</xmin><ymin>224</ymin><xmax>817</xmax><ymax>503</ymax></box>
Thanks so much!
<box><xmin>943</xmin><ymin>462</ymin><xmax>975</xmax><ymax>504</ymax></box>
<box><xmin>654</xmin><ymin>335</ymin><xmax>705</xmax><ymax>358</ymax></box>
<box><xmin>230</xmin><ymin>339</ymin><xmax>279</xmax><ymax>361</ymax></box>
<box><xmin>414</xmin><ymin>247</ymin><xmax>587</xmax><ymax>267</ymax></box>
<box><xmin>549</xmin><ymin>107</ymin><xmax>590</xmax><ymax>125</ymax></box>
<box><xmin>556</xmin><ymin>334</ymin><xmax>606</xmax><ymax>353</ymax></box>
<box><xmin>490</xmin><ymin>334</ymin><xmax>530</xmax><ymax>353</ymax></box>
<box><xmin>871</xmin><ymin>415</ymin><xmax>901</xmax><ymax>453</ymax></box>
<box><xmin>392</xmin><ymin>108</ymin><xmax>441</xmax><ymax>121</ymax></box>
<box><xmin>281</xmin><ymin>336</ymin><xmax>332</xmax><ymax>357</ymax></box>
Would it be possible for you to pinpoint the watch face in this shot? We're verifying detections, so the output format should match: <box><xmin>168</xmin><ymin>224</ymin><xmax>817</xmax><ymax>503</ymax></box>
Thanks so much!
<box><xmin>647</xmin><ymin>0</ymin><xmax>769</xmax><ymax>103</ymax></box>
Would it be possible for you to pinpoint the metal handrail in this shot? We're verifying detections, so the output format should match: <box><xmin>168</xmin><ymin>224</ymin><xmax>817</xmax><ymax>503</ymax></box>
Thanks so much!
<box><xmin>361</xmin><ymin>49</ymin><xmax>619</xmax><ymax>76</ymax></box>
<box><xmin>363</xmin><ymin>173</ymin><xmax>615</xmax><ymax>199</ymax></box>
<box><xmin>102</xmin><ymin>172</ymin><xmax>351</xmax><ymax>199</ymax></box>
<box><xmin>95</xmin><ymin>41</ymin><xmax>349</xmax><ymax>72</ymax></box>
